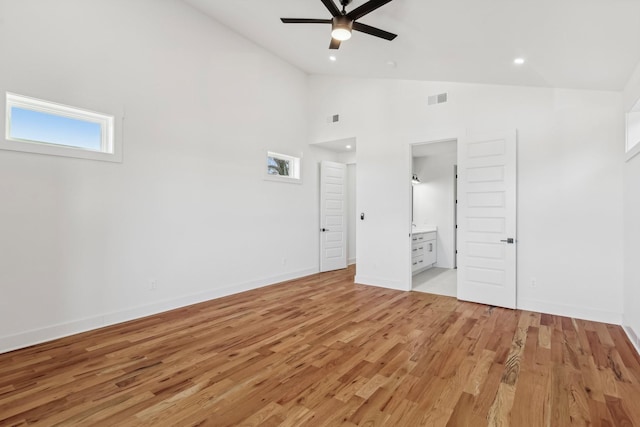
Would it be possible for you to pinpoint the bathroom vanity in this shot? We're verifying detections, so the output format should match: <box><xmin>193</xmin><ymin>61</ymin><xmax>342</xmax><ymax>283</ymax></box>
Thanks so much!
<box><xmin>412</xmin><ymin>227</ymin><xmax>437</xmax><ymax>274</ymax></box>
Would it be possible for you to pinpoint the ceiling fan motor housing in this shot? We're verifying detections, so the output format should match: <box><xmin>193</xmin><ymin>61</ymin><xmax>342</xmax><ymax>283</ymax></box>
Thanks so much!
<box><xmin>332</xmin><ymin>15</ymin><xmax>353</xmax><ymax>33</ymax></box>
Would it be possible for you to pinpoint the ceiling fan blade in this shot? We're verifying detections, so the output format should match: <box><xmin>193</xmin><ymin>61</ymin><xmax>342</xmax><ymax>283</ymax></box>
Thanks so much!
<box><xmin>321</xmin><ymin>0</ymin><xmax>342</xmax><ymax>17</ymax></box>
<box><xmin>347</xmin><ymin>0</ymin><xmax>393</xmax><ymax>21</ymax></box>
<box><xmin>352</xmin><ymin>22</ymin><xmax>397</xmax><ymax>40</ymax></box>
<box><xmin>329</xmin><ymin>38</ymin><xmax>342</xmax><ymax>49</ymax></box>
<box><xmin>281</xmin><ymin>18</ymin><xmax>332</xmax><ymax>24</ymax></box>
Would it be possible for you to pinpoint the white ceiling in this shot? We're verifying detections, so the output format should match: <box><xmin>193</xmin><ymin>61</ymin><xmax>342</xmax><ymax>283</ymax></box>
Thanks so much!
<box><xmin>311</xmin><ymin>137</ymin><xmax>357</xmax><ymax>153</ymax></box>
<box><xmin>183</xmin><ymin>0</ymin><xmax>640</xmax><ymax>91</ymax></box>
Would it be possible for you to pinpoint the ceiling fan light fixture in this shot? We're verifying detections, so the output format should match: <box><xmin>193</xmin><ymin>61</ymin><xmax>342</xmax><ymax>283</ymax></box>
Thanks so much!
<box><xmin>331</xmin><ymin>28</ymin><xmax>352</xmax><ymax>41</ymax></box>
<box><xmin>331</xmin><ymin>16</ymin><xmax>353</xmax><ymax>41</ymax></box>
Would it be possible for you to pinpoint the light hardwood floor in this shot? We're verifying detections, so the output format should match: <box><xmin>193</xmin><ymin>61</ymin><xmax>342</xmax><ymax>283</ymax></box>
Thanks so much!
<box><xmin>1</xmin><ymin>265</ymin><xmax>640</xmax><ymax>426</ymax></box>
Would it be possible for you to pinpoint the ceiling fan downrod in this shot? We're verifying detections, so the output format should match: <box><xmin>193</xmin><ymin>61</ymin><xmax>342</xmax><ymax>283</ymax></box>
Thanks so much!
<box><xmin>340</xmin><ymin>0</ymin><xmax>352</xmax><ymax>14</ymax></box>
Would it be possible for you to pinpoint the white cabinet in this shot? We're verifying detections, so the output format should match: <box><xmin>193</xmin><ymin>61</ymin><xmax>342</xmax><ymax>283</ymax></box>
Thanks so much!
<box><xmin>412</xmin><ymin>231</ymin><xmax>437</xmax><ymax>274</ymax></box>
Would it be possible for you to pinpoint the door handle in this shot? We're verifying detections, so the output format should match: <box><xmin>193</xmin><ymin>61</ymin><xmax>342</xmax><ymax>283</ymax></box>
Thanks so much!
<box><xmin>321</xmin><ymin>228</ymin><xmax>330</xmax><ymax>232</ymax></box>
<box><xmin>500</xmin><ymin>238</ymin><xmax>515</xmax><ymax>244</ymax></box>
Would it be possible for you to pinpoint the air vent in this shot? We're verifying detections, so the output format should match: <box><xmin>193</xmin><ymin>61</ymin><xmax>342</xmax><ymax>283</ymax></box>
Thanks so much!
<box><xmin>428</xmin><ymin>93</ymin><xmax>448</xmax><ymax>106</ymax></box>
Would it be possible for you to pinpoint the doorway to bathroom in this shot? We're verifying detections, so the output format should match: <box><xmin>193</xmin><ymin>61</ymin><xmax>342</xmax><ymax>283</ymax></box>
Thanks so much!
<box><xmin>411</xmin><ymin>140</ymin><xmax>458</xmax><ymax>297</ymax></box>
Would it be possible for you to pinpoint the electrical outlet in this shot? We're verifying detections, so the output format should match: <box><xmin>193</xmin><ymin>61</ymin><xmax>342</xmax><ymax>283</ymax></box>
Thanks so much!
<box><xmin>530</xmin><ymin>278</ymin><xmax>537</xmax><ymax>288</ymax></box>
<box><xmin>150</xmin><ymin>279</ymin><xmax>157</xmax><ymax>291</ymax></box>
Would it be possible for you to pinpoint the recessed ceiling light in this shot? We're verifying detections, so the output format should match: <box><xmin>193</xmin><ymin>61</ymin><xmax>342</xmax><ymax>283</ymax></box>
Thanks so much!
<box><xmin>514</xmin><ymin>57</ymin><xmax>525</xmax><ymax>65</ymax></box>
<box><xmin>329</xmin><ymin>55</ymin><xmax>337</xmax><ymax>62</ymax></box>
<box><xmin>346</xmin><ymin>145</ymin><xmax>352</xmax><ymax>149</ymax></box>
<box><xmin>386</xmin><ymin>60</ymin><xmax>397</xmax><ymax>68</ymax></box>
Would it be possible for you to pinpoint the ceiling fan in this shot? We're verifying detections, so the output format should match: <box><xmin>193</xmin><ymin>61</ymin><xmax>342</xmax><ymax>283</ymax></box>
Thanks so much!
<box><xmin>280</xmin><ymin>0</ymin><xmax>397</xmax><ymax>49</ymax></box>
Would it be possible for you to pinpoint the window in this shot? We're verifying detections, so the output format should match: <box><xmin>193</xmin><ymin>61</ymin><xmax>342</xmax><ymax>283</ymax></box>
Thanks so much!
<box><xmin>627</xmin><ymin>97</ymin><xmax>640</xmax><ymax>161</ymax></box>
<box><xmin>3</xmin><ymin>92</ymin><xmax>120</xmax><ymax>162</ymax></box>
<box><xmin>627</xmin><ymin>112</ymin><xmax>640</xmax><ymax>160</ymax></box>
<box><xmin>265</xmin><ymin>151</ymin><xmax>301</xmax><ymax>183</ymax></box>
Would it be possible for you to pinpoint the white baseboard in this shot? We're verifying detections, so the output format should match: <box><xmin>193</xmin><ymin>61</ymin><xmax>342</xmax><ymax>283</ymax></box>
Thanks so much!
<box><xmin>517</xmin><ymin>298</ymin><xmax>623</xmax><ymax>325</ymax></box>
<box><xmin>623</xmin><ymin>325</ymin><xmax>640</xmax><ymax>357</ymax></box>
<box><xmin>0</xmin><ymin>267</ymin><xmax>318</xmax><ymax>355</ymax></box>
<box><xmin>348</xmin><ymin>257</ymin><xmax>356</xmax><ymax>266</ymax></box>
<box><xmin>354</xmin><ymin>274</ymin><xmax>409</xmax><ymax>291</ymax></box>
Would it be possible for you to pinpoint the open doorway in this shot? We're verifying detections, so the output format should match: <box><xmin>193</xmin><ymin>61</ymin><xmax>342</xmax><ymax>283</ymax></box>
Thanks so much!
<box><xmin>311</xmin><ymin>138</ymin><xmax>357</xmax><ymax>271</ymax></box>
<box><xmin>411</xmin><ymin>140</ymin><xmax>458</xmax><ymax>297</ymax></box>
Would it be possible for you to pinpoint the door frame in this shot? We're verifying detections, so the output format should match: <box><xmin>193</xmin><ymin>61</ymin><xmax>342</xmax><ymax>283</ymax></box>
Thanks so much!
<box><xmin>453</xmin><ymin>164</ymin><xmax>458</xmax><ymax>269</ymax></box>
<box><xmin>405</xmin><ymin>129</ymin><xmax>465</xmax><ymax>292</ymax></box>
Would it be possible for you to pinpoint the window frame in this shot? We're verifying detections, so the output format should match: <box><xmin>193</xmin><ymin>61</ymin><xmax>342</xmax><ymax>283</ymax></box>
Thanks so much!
<box><xmin>626</xmin><ymin>110</ymin><xmax>640</xmax><ymax>162</ymax></box>
<box><xmin>3</xmin><ymin>92</ymin><xmax>120</xmax><ymax>162</ymax></box>
<box><xmin>264</xmin><ymin>151</ymin><xmax>302</xmax><ymax>184</ymax></box>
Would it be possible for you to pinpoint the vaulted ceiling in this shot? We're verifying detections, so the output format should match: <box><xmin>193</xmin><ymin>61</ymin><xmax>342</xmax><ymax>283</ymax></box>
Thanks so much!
<box><xmin>184</xmin><ymin>0</ymin><xmax>640</xmax><ymax>91</ymax></box>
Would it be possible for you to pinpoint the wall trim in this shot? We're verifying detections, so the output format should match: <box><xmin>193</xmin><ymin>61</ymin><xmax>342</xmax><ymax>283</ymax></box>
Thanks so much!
<box><xmin>348</xmin><ymin>257</ymin><xmax>357</xmax><ymax>266</ymax></box>
<box><xmin>623</xmin><ymin>325</ymin><xmax>640</xmax><ymax>357</ymax></box>
<box><xmin>355</xmin><ymin>274</ymin><xmax>409</xmax><ymax>291</ymax></box>
<box><xmin>517</xmin><ymin>298</ymin><xmax>623</xmax><ymax>325</ymax></box>
<box><xmin>0</xmin><ymin>267</ymin><xmax>318</xmax><ymax>355</ymax></box>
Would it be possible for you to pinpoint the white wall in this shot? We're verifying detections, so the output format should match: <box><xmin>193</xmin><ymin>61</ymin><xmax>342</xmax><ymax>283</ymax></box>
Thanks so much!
<box><xmin>413</xmin><ymin>147</ymin><xmax>457</xmax><ymax>269</ymax></box>
<box><xmin>309</xmin><ymin>76</ymin><xmax>625</xmax><ymax>323</ymax></box>
<box><xmin>338</xmin><ymin>150</ymin><xmax>357</xmax><ymax>165</ymax></box>
<box><xmin>0</xmin><ymin>0</ymin><xmax>337</xmax><ymax>353</ymax></box>
<box><xmin>624</xmin><ymin>62</ymin><xmax>640</xmax><ymax>112</ymax></box>
<box><xmin>623</xmin><ymin>61</ymin><xmax>640</xmax><ymax>351</ymax></box>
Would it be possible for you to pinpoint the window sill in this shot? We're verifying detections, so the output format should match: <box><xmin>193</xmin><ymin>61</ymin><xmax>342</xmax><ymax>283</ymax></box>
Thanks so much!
<box><xmin>0</xmin><ymin>139</ymin><xmax>122</xmax><ymax>162</ymax></box>
<box><xmin>626</xmin><ymin>143</ymin><xmax>640</xmax><ymax>163</ymax></box>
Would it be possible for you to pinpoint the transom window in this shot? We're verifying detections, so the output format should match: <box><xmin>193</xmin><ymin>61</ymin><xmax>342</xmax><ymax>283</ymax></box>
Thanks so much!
<box><xmin>3</xmin><ymin>92</ymin><xmax>119</xmax><ymax>162</ymax></box>
<box><xmin>265</xmin><ymin>151</ymin><xmax>302</xmax><ymax>183</ymax></box>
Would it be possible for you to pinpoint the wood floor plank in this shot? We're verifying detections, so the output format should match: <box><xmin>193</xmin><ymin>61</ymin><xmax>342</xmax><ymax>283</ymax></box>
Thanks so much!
<box><xmin>447</xmin><ymin>392</ymin><xmax>486</xmax><ymax>427</ymax></box>
<box><xmin>1</xmin><ymin>265</ymin><xmax>640</xmax><ymax>426</ymax></box>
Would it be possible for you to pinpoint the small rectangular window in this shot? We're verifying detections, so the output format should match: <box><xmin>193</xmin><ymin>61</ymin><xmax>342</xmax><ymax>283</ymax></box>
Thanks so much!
<box><xmin>3</xmin><ymin>92</ymin><xmax>119</xmax><ymax>162</ymax></box>
<box><xmin>627</xmin><ymin>111</ymin><xmax>640</xmax><ymax>157</ymax></box>
<box><xmin>264</xmin><ymin>151</ymin><xmax>301</xmax><ymax>183</ymax></box>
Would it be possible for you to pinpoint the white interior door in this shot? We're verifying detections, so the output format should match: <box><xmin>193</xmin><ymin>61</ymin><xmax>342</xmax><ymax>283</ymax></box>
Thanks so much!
<box><xmin>457</xmin><ymin>130</ymin><xmax>517</xmax><ymax>309</ymax></box>
<box><xmin>320</xmin><ymin>161</ymin><xmax>347</xmax><ymax>272</ymax></box>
